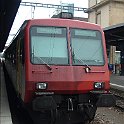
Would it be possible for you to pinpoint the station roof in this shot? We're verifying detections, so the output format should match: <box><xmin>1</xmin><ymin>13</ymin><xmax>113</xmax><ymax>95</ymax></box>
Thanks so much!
<box><xmin>104</xmin><ymin>23</ymin><xmax>124</xmax><ymax>46</ymax></box>
<box><xmin>0</xmin><ymin>0</ymin><xmax>21</xmax><ymax>52</ymax></box>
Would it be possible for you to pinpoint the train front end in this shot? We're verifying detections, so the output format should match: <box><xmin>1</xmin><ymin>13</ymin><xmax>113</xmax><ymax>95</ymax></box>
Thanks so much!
<box><xmin>24</xmin><ymin>19</ymin><xmax>115</xmax><ymax>123</ymax></box>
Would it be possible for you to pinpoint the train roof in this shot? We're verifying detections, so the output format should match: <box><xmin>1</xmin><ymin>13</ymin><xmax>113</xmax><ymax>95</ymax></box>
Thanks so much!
<box><xmin>23</xmin><ymin>18</ymin><xmax>102</xmax><ymax>31</ymax></box>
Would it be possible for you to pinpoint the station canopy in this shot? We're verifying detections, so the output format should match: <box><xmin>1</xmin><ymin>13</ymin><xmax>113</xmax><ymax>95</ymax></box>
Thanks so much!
<box><xmin>104</xmin><ymin>23</ymin><xmax>124</xmax><ymax>48</ymax></box>
<box><xmin>0</xmin><ymin>0</ymin><xmax>21</xmax><ymax>52</ymax></box>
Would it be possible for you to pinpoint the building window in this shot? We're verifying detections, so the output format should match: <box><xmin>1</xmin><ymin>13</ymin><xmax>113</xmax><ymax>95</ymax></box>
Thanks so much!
<box><xmin>96</xmin><ymin>11</ymin><xmax>101</xmax><ymax>25</ymax></box>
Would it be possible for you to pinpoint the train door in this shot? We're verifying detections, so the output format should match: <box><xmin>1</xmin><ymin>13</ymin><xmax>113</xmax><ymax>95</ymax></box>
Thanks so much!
<box><xmin>16</xmin><ymin>35</ymin><xmax>25</xmax><ymax>100</ymax></box>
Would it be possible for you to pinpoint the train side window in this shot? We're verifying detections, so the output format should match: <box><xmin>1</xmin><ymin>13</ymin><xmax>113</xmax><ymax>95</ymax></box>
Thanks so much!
<box><xmin>12</xmin><ymin>40</ymin><xmax>16</xmax><ymax>66</ymax></box>
<box><xmin>16</xmin><ymin>31</ymin><xmax>24</xmax><ymax>65</ymax></box>
<box><xmin>20</xmin><ymin>37</ymin><xmax>24</xmax><ymax>65</ymax></box>
<box><xmin>12</xmin><ymin>54</ymin><xmax>14</xmax><ymax>64</ymax></box>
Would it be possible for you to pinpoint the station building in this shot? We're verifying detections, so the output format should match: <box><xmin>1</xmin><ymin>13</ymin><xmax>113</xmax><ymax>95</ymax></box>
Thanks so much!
<box><xmin>87</xmin><ymin>0</ymin><xmax>124</xmax><ymax>75</ymax></box>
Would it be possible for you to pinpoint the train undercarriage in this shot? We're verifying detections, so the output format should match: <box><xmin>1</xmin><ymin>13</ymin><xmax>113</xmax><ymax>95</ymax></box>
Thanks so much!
<box><xmin>27</xmin><ymin>93</ymin><xmax>115</xmax><ymax>124</ymax></box>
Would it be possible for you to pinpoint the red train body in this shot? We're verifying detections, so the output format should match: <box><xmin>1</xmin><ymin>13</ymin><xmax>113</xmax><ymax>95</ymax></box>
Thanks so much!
<box><xmin>4</xmin><ymin>18</ymin><xmax>115</xmax><ymax>123</ymax></box>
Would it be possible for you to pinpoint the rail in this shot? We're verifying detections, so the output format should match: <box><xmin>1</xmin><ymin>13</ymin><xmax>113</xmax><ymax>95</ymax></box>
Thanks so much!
<box><xmin>110</xmin><ymin>88</ymin><xmax>124</xmax><ymax>111</ymax></box>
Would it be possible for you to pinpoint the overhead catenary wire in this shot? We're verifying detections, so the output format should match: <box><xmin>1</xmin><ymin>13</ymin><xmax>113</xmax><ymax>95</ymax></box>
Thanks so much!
<box><xmin>20</xmin><ymin>2</ymin><xmax>88</xmax><ymax>12</ymax></box>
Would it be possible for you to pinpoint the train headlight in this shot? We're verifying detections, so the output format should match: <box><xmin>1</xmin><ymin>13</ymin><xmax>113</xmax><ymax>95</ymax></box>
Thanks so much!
<box><xmin>94</xmin><ymin>82</ymin><xmax>104</xmax><ymax>89</ymax></box>
<box><xmin>36</xmin><ymin>83</ymin><xmax>47</xmax><ymax>90</ymax></box>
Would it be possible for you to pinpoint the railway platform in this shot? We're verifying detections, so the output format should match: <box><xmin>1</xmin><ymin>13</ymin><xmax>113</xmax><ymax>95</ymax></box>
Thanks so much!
<box><xmin>110</xmin><ymin>74</ymin><xmax>124</xmax><ymax>91</ymax></box>
<box><xmin>0</xmin><ymin>63</ymin><xmax>12</xmax><ymax>124</ymax></box>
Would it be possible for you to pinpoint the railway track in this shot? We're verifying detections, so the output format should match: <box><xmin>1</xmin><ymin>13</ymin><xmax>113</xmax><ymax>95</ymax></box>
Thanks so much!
<box><xmin>110</xmin><ymin>88</ymin><xmax>124</xmax><ymax>111</ymax></box>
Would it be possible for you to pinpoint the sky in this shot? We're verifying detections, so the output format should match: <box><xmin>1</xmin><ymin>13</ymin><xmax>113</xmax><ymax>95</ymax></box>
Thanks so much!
<box><xmin>6</xmin><ymin>0</ymin><xmax>88</xmax><ymax>45</ymax></box>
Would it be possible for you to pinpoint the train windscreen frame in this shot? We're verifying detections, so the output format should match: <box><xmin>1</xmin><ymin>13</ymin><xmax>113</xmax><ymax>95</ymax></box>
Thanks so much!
<box><xmin>70</xmin><ymin>28</ymin><xmax>105</xmax><ymax>66</ymax></box>
<box><xmin>30</xmin><ymin>26</ymin><xmax>69</xmax><ymax>65</ymax></box>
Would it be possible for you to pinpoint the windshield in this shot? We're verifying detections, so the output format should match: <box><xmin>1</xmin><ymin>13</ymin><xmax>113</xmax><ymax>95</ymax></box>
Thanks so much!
<box><xmin>30</xmin><ymin>26</ymin><xmax>69</xmax><ymax>65</ymax></box>
<box><xmin>71</xmin><ymin>28</ymin><xmax>104</xmax><ymax>65</ymax></box>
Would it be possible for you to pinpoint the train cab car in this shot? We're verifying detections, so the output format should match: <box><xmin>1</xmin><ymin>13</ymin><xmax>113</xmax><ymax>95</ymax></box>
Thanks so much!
<box><xmin>4</xmin><ymin>15</ymin><xmax>115</xmax><ymax>124</ymax></box>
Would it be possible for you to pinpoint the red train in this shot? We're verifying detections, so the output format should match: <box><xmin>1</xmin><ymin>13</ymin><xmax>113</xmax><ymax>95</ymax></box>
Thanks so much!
<box><xmin>4</xmin><ymin>14</ymin><xmax>115</xmax><ymax>124</ymax></box>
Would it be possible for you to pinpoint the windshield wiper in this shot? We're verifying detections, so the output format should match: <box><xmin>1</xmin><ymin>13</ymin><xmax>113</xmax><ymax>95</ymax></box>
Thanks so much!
<box><xmin>39</xmin><ymin>57</ymin><xmax>52</xmax><ymax>70</ymax></box>
<box><xmin>77</xmin><ymin>58</ymin><xmax>91</xmax><ymax>72</ymax></box>
<box><xmin>72</xmin><ymin>50</ymin><xmax>91</xmax><ymax>72</ymax></box>
<box><xmin>32</xmin><ymin>49</ymin><xmax>52</xmax><ymax>70</ymax></box>
<box><xmin>34</xmin><ymin>56</ymin><xmax>52</xmax><ymax>70</ymax></box>
<box><xmin>78</xmin><ymin>59</ymin><xmax>91</xmax><ymax>69</ymax></box>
